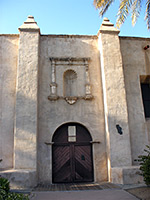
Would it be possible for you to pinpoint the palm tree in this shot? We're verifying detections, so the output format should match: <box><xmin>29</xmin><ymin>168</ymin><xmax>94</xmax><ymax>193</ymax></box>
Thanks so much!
<box><xmin>94</xmin><ymin>0</ymin><xmax>150</xmax><ymax>29</ymax></box>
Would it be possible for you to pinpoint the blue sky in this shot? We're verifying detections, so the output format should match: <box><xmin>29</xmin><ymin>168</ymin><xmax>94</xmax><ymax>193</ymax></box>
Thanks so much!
<box><xmin>0</xmin><ymin>0</ymin><xmax>150</xmax><ymax>37</ymax></box>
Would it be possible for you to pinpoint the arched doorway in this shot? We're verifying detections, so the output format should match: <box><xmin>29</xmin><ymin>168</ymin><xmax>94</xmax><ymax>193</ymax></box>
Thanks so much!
<box><xmin>52</xmin><ymin>123</ymin><xmax>94</xmax><ymax>183</ymax></box>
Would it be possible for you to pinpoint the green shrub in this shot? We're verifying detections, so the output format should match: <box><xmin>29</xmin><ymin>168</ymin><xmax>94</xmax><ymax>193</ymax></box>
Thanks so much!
<box><xmin>0</xmin><ymin>177</ymin><xmax>10</xmax><ymax>193</ymax></box>
<box><xmin>5</xmin><ymin>192</ymin><xmax>29</xmax><ymax>200</ymax></box>
<box><xmin>0</xmin><ymin>177</ymin><xmax>29</xmax><ymax>200</ymax></box>
<box><xmin>0</xmin><ymin>191</ymin><xmax>29</xmax><ymax>200</ymax></box>
<box><xmin>136</xmin><ymin>145</ymin><xmax>150</xmax><ymax>186</ymax></box>
<box><xmin>0</xmin><ymin>189</ymin><xmax>7</xmax><ymax>200</ymax></box>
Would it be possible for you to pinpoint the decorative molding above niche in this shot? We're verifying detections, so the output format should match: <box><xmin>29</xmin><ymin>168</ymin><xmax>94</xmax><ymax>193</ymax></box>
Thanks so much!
<box><xmin>48</xmin><ymin>57</ymin><xmax>93</xmax><ymax>105</ymax></box>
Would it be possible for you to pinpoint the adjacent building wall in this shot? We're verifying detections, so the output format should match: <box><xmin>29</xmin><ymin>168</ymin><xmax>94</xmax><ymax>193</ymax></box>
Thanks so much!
<box><xmin>0</xmin><ymin>35</ymin><xmax>19</xmax><ymax>169</ymax></box>
<box><xmin>120</xmin><ymin>37</ymin><xmax>150</xmax><ymax>164</ymax></box>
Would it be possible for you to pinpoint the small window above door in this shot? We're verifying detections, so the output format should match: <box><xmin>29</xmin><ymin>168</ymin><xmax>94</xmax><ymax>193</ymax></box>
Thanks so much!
<box><xmin>68</xmin><ymin>126</ymin><xmax>76</xmax><ymax>142</ymax></box>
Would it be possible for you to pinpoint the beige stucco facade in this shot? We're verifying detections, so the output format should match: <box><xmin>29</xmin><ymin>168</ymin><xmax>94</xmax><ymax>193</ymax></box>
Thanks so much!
<box><xmin>0</xmin><ymin>16</ymin><xmax>150</xmax><ymax>188</ymax></box>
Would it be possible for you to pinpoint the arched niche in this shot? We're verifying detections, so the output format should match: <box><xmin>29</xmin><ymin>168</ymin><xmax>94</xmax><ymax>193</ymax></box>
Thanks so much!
<box><xmin>63</xmin><ymin>70</ymin><xmax>77</xmax><ymax>97</ymax></box>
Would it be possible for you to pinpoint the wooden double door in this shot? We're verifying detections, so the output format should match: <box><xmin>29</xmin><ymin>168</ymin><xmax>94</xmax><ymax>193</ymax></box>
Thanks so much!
<box><xmin>52</xmin><ymin>123</ymin><xmax>94</xmax><ymax>183</ymax></box>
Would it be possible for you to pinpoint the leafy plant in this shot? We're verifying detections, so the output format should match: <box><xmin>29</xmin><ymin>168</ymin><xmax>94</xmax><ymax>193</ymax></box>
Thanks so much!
<box><xmin>0</xmin><ymin>189</ymin><xmax>7</xmax><ymax>200</ymax></box>
<box><xmin>0</xmin><ymin>177</ymin><xmax>10</xmax><ymax>193</ymax></box>
<box><xmin>6</xmin><ymin>192</ymin><xmax>29</xmax><ymax>200</ymax></box>
<box><xmin>94</xmin><ymin>0</ymin><xmax>150</xmax><ymax>29</ymax></box>
<box><xmin>136</xmin><ymin>145</ymin><xmax>150</xmax><ymax>186</ymax></box>
<box><xmin>0</xmin><ymin>177</ymin><xmax>29</xmax><ymax>200</ymax></box>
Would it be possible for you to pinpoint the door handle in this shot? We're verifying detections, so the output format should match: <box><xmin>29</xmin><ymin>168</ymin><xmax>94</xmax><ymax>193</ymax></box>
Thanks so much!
<box><xmin>81</xmin><ymin>155</ymin><xmax>85</xmax><ymax>160</ymax></box>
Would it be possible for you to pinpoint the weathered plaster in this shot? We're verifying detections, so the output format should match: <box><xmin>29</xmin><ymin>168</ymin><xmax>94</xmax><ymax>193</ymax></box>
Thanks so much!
<box><xmin>98</xmin><ymin>19</ymin><xmax>132</xmax><ymax>174</ymax></box>
<box><xmin>38</xmin><ymin>35</ymin><xmax>107</xmax><ymax>183</ymax></box>
<box><xmin>0</xmin><ymin>16</ymin><xmax>150</xmax><ymax>188</ymax></box>
<box><xmin>0</xmin><ymin>35</ymin><xmax>19</xmax><ymax>169</ymax></box>
<box><xmin>14</xmin><ymin>16</ymin><xmax>40</xmax><ymax>169</ymax></box>
<box><xmin>120</xmin><ymin>37</ymin><xmax>150</xmax><ymax>164</ymax></box>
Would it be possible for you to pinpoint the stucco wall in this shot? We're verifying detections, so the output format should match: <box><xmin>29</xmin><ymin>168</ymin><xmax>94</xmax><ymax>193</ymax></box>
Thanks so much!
<box><xmin>1</xmin><ymin>30</ymin><xmax>150</xmax><ymax>185</ymax></box>
<box><xmin>0</xmin><ymin>35</ymin><xmax>19</xmax><ymax>169</ymax></box>
<box><xmin>120</xmin><ymin>37</ymin><xmax>150</xmax><ymax>164</ymax></box>
<box><xmin>99</xmin><ymin>31</ymin><xmax>132</xmax><ymax>172</ymax></box>
<box><xmin>38</xmin><ymin>35</ymin><xmax>108</xmax><ymax>183</ymax></box>
<box><xmin>14</xmin><ymin>30</ymin><xmax>40</xmax><ymax>170</ymax></box>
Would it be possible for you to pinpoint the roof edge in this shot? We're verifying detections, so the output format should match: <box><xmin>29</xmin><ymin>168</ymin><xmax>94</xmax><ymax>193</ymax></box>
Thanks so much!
<box><xmin>0</xmin><ymin>34</ymin><xmax>19</xmax><ymax>37</ymax></box>
<box><xmin>119</xmin><ymin>36</ymin><xmax>150</xmax><ymax>40</ymax></box>
<box><xmin>41</xmin><ymin>34</ymin><xmax>98</xmax><ymax>39</ymax></box>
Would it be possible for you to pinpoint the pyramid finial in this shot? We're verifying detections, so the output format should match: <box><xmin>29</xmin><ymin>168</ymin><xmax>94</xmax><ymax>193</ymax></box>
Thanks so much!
<box><xmin>98</xmin><ymin>18</ymin><xmax>120</xmax><ymax>35</ymax></box>
<box><xmin>19</xmin><ymin>16</ymin><xmax>40</xmax><ymax>32</ymax></box>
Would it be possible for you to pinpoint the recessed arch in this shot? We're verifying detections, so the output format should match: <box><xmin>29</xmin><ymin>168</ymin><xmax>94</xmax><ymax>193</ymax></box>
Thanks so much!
<box><xmin>52</xmin><ymin>122</ymin><xmax>92</xmax><ymax>143</ymax></box>
<box><xmin>63</xmin><ymin>70</ymin><xmax>77</xmax><ymax>97</ymax></box>
<box><xmin>52</xmin><ymin>122</ymin><xmax>94</xmax><ymax>183</ymax></box>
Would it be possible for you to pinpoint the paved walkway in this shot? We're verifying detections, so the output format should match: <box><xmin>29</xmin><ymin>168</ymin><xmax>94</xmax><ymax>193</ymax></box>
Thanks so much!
<box><xmin>30</xmin><ymin>189</ymin><xmax>139</xmax><ymax>200</ymax></box>
<box><xmin>30</xmin><ymin>183</ymin><xmax>140</xmax><ymax>200</ymax></box>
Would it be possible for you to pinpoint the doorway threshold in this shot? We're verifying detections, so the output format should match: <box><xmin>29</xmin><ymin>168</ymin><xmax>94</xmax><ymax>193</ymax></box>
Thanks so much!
<box><xmin>33</xmin><ymin>182</ymin><xmax>120</xmax><ymax>191</ymax></box>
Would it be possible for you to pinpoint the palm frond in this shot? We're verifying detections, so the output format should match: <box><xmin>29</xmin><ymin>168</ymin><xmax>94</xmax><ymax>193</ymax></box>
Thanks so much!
<box><xmin>94</xmin><ymin>0</ymin><xmax>150</xmax><ymax>29</ymax></box>
<box><xmin>93</xmin><ymin>0</ymin><xmax>115</xmax><ymax>16</ymax></box>
<box><xmin>131</xmin><ymin>0</ymin><xmax>142</xmax><ymax>26</ymax></box>
<box><xmin>145</xmin><ymin>0</ymin><xmax>150</xmax><ymax>29</ymax></box>
<box><xmin>116</xmin><ymin>0</ymin><xmax>132</xmax><ymax>28</ymax></box>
